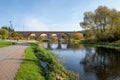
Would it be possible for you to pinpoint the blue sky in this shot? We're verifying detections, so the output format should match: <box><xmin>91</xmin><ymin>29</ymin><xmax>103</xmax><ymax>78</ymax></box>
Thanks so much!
<box><xmin>0</xmin><ymin>0</ymin><xmax>120</xmax><ymax>31</ymax></box>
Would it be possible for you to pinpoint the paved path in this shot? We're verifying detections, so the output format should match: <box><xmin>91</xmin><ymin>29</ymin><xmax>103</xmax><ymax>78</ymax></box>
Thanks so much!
<box><xmin>0</xmin><ymin>42</ymin><xmax>29</xmax><ymax>80</ymax></box>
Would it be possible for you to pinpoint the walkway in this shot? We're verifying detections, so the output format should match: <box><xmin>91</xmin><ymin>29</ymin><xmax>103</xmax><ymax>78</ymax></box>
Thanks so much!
<box><xmin>0</xmin><ymin>42</ymin><xmax>29</xmax><ymax>80</ymax></box>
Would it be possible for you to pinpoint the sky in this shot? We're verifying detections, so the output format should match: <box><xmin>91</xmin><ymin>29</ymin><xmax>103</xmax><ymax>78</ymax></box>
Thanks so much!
<box><xmin>0</xmin><ymin>0</ymin><xmax>120</xmax><ymax>31</ymax></box>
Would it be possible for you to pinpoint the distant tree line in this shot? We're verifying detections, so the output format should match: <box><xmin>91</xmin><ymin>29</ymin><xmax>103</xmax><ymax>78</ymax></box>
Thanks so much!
<box><xmin>0</xmin><ymin>26</ymin><xmax>23</xmax><ymax>40</ymax></box>
<box><xmin>80</xmin><ymin>6</ymin><xmax>120</xmax><ymax>42</ymax></box>
<box><xmin>1</xmin><ymin>26</ymin><xmax>14</xmax><ymax>32</ymax></box>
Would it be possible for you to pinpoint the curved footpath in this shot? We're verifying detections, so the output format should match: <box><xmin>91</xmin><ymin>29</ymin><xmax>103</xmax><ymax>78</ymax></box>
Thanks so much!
<box><xmin>0</xmin><ymin>42</ymin><xmax>29</xmax><ymax>80</ymax></box>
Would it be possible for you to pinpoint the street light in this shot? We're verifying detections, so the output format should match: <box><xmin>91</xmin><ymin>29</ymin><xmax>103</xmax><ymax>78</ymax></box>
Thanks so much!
<box><xmin>9</xmin><ymin>21</ymin><xmax>13</xmax><ymax>32</ymax></box>
<box><xmin>9</xmin><ymin>20</ymin><xmax>13</xmax><ymax>45</ymax></box>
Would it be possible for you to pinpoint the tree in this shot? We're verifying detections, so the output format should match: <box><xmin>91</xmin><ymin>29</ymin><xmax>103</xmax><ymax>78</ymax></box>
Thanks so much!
<box><xmin>80</xmin><ymin>12</ymin><xmax>96</xmax><ymax>39</ymax></box>
<box><xmin>61</xmin><ymin>34</ymin><xmax>69</xmax><ymax>43</ymax></box>
<box><xmin>0</xmin><ymin>29</ymin><xmax>9</xmax><ymax>39</ymax></box>
<box><xmin>72</xmin><ymin>32</ymin><xmax>84</xmax><ymax>40</ymax></box>
<box><xmin>80</xmin><ymin>11</ymin><xmax>95</xmax><ymax>30</ymax></box>
<box><xmin>50</xmin><ymin>35</ymin><xmax>58</xmax><ymax>43</ymax></box>
<box><xmin>11</xmin><ymin>32</ymin><xmax>23</xmax><ymax>40</ymax></box>
<box><xmin>1</xmin><ymin>26</ymin><xmax>14</xmax><ymax>32</ymax></box>
<box><xmin>80</xmin><ymin>6</ymin><xmax>111</xmax><ymax>32</ymax></box>
<box><xmin>29</xmin><ymin>36</ymin><xmax>36</xmax><ymax>40</ymax></box>
<box><xmin>80</xmin><ymin>6</ymin><xmax>120</xmax><ymax>42</ymax></box>
<box><xmin>0</xmin><ymin>35</ymin><xmax>2</xmax><ymax>38</ymax></box>
<box><xmin>40</xmin><ymin>36</ymin><xmax>47</xmax><ymax>41</ymax></box>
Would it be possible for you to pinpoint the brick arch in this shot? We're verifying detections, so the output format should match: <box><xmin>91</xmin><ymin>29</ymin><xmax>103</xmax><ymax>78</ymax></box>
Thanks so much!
<box><xmin>60</xmin><ymin>33</ymin><xmax>71</xmax><ymax>39</ymax></box>
<box><xmin>26</xmin><ymin>32</ymin><xmax>35</xmax><ymax>37</ymax></box>
<box><xmin>26</xmin><ymin>32</ymin><xmax>41</xmax><ymax>40</ymax></box>
<box><xmin>16</xmin><ymin>31</ymin><xmax>83</xmax><ymax>41</ymax></box>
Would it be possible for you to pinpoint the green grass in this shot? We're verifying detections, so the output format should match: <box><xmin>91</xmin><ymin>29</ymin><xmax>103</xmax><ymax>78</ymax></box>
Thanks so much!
<box><xmin>0</xmin><ymin>41</ymin><xmax>11</xmax><ymax>48</ymax></box>
<box><xmin>16</xmin><ymin>42</ymin><xmax>78</xmax><ymax>80</ymax></box>
<box><xmin>15</xmin><ymin>43</ymin><xmax>45</xmax><ymax>80</ymax></box>
<box><xmin>81</xmin><ymin>41</ymin><xmax>120</xmax><ymax>49</ymax></box>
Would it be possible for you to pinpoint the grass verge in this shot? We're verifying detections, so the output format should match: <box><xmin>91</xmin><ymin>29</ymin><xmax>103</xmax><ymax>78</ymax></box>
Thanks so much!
<box><xmin>81</xmin><ymin>42</ymin><xmax>120</xmax><ymax>49</ymax></box>
<box><xmin>36</xmin><ymin>43</ymin><xmax>79</xmax><ymax>80</ymax></box>
<box><xmin>0</xmin><ymin>41</ymin><xmax>11</xmax><ymax>48</ymax></box>
<box><xmin>15</xmin><ymin>43</ymin><xmax>45</xmax><ymax>80</ymax></box>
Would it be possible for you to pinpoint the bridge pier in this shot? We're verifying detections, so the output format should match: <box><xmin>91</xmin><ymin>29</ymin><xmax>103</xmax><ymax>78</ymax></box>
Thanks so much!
<box><xmin>35</xmin><ymin>34</ymin><xmax>40</xmax><ymax>41</ymax></box>
<box><xmin>36</xmin><ymin>37</ymin><xmax>40</xmax><ymax>41</ymax></box>
<box><xmin>67</xmin><ymin>42</ymin><xmax>71</xmax><ymax>48</ymax></box>
<box><xmin>47</xmin><ymin>41</ymin><xmax>51</xmax><ymax>49</ymax></box>
<box><xmin>67</xmin><ymin>34</ymin><xmax>72</xmax><ymax>48</ymax></box>
<box><xmin>47</xmin><ymin>34</ymin><xmax>51</xmax><ymax>48</ymax></box>
<box><xmin>57</xmin><ymin>39</ymin><xmax>61</xmax><ymax>49</ymax></box>
<box><xmin>57</xmin><ymin>34</ymin><xmax>61</xmax><ymax>49</ymax></box>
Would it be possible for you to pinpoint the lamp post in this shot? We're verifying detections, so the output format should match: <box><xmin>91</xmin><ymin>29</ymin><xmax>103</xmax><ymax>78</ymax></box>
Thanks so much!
<box><xmin>9</xmin><ymin>21</ymin><xmax>13</xmax><ymax>32</ymax></box>
<box><xmin>9</xmin><ymin>20</ymin><xmax>13</xmax><ymax>44</ymax></box>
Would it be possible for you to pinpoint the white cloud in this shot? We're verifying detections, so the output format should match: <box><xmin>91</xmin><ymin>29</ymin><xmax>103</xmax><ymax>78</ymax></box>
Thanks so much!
<box><xmin>23</xmin><ymin>18</ymin><xmax>49</xmax><ymax>31</ymax></box>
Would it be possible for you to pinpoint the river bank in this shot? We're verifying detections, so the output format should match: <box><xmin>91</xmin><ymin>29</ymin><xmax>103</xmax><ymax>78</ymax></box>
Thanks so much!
<box><xmin>80</xmin><ymin>41</ymin><xmax>120</xmax><ymax>49</ymax></box>
<box><xmin>70</xmin><ymin>39</ymin><xmax>120</xmax><ymax>49</ymax></box>
<box><xmin>16</xmin><ymin>42</ymin><xmax>78</xmax><ymax>80</ymax></box>
<box><xmin>35</xmin><ymin>43</ymin><xmax>78</xmax><ymax>80</ymax></box>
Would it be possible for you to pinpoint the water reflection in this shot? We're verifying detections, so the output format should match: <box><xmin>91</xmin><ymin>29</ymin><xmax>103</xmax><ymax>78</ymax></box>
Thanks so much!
<box><xmin>82</xmin><ymin>47</ymin><xmax>120</xmax><ymax>80</ymax></box>
<box><xmin>44</xmin><ymin>43</ymin><xmax>120</xmax><ymax>80</ymax></box>
<box><xmin>71</xmin><ymin>44</ymin><xmax>84</xmax><ymax>50</ymax></box>
<box><xmin>44</xmin><ymin>42</ymin><xmax>84</xmax><ymax>50</ymax></box>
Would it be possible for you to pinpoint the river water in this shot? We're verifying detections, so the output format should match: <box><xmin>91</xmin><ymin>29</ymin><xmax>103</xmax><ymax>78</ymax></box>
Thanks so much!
<box><xmin>44</xmin><ymin>43</ymin><xmax>120</xmax><ymax>80</ymax></box>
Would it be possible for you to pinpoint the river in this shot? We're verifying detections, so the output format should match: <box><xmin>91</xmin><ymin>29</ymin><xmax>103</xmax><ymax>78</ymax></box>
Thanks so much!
<box><xmin>44</xmin><ymin>43</ymin><xmax>120</xmax><ymax>80</ymax></box>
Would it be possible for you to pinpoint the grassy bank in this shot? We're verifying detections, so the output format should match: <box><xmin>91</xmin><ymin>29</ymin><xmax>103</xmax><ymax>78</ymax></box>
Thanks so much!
<box><xmin>16</xmin><ymin>43</ymin><xmax>45</xmax><ymax>80</ymax></box>
<box><xmin>80</xmin><ymin>41</ymin><xmax>120</xmax><ymax>49</ymax></box>
<box><xmin>36</xmin><ymin>43</ymin><xmax>78</xmax><ymax>80</ymax></box>
<box><xmin>0</xmin><ymin>41</ymin><xmax>11</xmax><ymax>48</ymax></box>
<box><xmin>16</xmin><ymin>43</ymin><xmax>78</xmax><ymax>80</ymax></box>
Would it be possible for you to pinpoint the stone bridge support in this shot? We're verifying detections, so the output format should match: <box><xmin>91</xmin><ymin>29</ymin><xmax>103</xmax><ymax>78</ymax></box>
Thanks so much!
<box><xmin>36</xmin><ymin>33</ymin><xmax>40</xmax><ymax>41</ymax></box>
<box><xmin>67</xmin><ymin>33</ymin><xmax>72</xmax><ymax>48</ymax></box>
<box><xmin>57</xmin><ymin>33</ymin><xmax>62</xmax><ymax>49</ymax></box>
<box><xmin>47</xmin><ymin>34</ymin><xmax>51</xmax><ymax>48</ymax></box>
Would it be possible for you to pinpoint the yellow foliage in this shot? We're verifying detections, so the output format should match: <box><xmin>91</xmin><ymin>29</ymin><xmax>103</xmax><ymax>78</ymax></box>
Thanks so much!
<box><xmin>72</xmin><ymin>32</ymin><xmax>84</xmax><ymax>40</ymax></box>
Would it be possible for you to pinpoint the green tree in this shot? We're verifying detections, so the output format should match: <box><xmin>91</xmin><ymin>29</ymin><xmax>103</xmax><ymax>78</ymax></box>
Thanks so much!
<box><xmin>1</xmin><ymin>26</ymin><xmax>14</xmax><ymax>32</ymax></box>
<box><xmin>0</xmin><ymin>29</ymin><xmax>9</xmax><ymax>39</ymax></box>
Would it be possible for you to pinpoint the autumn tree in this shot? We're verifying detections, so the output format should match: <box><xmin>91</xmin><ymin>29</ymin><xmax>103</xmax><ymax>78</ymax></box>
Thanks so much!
<box><xmin>80</xmin><ymin>11</ymin><xmax>96</xmax><ymax>39</ymax></box>
<box><xmin>80</xmin><ymin>6</ymin><xmax>120</xmax><ymax>42</ymax></box>
<box><xmin>72</xmin><ymin>32</ymin><xmax>84</xmax><ymax>40</ymax></box>
<box><xmin>40</xmin><ymin>36</ymin><xmax>47</xmax><ymax>41</ymax></box>
<box><xmin>29</xmin><ymin>36</ymin><xmax>36</xmax><ymax>40</ymax></box>
<box><xmin>11</xmin><ymin>32</ymin><xmax>23</xmax><ymax>40</ymax></box>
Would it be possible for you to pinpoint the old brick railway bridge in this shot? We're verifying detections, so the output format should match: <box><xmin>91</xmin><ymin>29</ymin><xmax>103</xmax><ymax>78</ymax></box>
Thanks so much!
<box><xmin>17</xmin><ymin>31</ymin><xmax>83</xmax><ymax>41</ymax></box>
<box><xmin>16</xmin><ymin>31</ymin><xmax>83</xmax><ymax>48</ymax></box>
